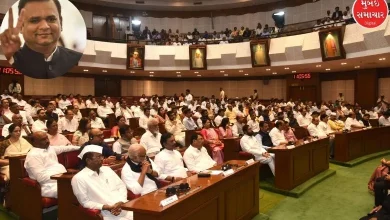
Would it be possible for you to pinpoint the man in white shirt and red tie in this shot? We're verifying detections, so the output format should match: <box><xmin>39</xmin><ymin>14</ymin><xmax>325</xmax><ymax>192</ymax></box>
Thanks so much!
<box><xmin>240</xmin><ymin>125</ymin><xmax>275</xmax><ymax>175</ymax></box>
<box><xmin>72</xmin><ymin>145</ymin><xmax>133</xmax><ymax>219</ymax></box>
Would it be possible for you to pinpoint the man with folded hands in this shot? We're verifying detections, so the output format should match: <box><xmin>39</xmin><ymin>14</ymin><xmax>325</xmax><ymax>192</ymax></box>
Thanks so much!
<box><xmin>72</xmin><ymin>145</ymin><xmax>133</xmax><ymax>220</ymax></box>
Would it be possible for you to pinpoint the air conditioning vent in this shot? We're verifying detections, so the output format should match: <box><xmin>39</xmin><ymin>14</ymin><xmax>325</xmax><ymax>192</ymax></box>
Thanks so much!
<box><xmin>135</xmin><ymin>1</ymin><xmax>145</xmax><ymax>4</ymax></box>
<box><xmin>194</xmin><ymin>2</ymin><xmax>202</xmax><ymax>5</ymax></box>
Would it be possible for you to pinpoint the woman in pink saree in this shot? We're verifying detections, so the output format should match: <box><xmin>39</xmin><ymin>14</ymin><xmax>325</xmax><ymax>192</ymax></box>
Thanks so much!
<box><xmin>200</xmin><ymin>118</ymin><xmax>224</xmax><ymax>164</ymax></box>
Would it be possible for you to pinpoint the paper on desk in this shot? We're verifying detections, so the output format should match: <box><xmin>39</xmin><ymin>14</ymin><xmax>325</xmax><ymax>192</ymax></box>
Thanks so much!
<box><xmin>208</xmin><ymin>170</ymin><xmax>223</xmax><ymax>175</ymax></box>
<box><xmin>286</xmin><ymin>145</ymin><xmax>295</xmax><ymax>149</ymax></box>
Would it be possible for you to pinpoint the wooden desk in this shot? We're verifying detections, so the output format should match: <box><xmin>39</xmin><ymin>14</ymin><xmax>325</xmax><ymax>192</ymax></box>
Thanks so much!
<box><xmin>269</xmin><ymin>138</ymin><xmax>329</xmax><ymax>190</ymax></box>
<box><xmin>122</xmin><ymin>160</ymin><xmax>260</xmax><ymax>220</ymax></box>
<box><xmin>334</xmin><ymin>126</ymin><xmax>390</xmax><ymax>162</ymax></box>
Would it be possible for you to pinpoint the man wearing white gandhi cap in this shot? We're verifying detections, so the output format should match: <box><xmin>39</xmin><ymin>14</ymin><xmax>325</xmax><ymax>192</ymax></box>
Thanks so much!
<box><xmin>71</xmin><ymin>145</ymin><xmax>133</xmax><ymax>220</ymax></box>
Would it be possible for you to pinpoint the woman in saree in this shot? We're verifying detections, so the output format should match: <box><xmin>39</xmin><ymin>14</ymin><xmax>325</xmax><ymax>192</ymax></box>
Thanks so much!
<box><xmin>200</xmin><ymin>118</ymin><xmax>224</xmax><ymax>164</ymax></box>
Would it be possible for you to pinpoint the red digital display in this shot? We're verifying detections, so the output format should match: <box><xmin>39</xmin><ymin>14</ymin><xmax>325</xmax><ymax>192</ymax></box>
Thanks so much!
<box><xmin>0</xmin><ymin>67</ymin><xmax>22</xmax><ymax>75</ymax></box>
<box><xmin>293</xmin><ymin>73</ymin><xmax>311</xmax><ymax>79</ymax></box>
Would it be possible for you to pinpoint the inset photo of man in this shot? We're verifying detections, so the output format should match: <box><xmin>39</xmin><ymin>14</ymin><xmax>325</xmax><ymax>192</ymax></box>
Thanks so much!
<box><xmin>0</xmin><ymin>0</ymin><xmax>86</xmax><ymax>79</ymax></box>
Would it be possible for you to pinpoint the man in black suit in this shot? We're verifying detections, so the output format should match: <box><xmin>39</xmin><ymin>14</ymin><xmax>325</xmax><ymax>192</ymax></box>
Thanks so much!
<box><xmin>0</xmin><ymin>0</ymin><xmax>82</xmax><ymax>79</ymax></box>
<box><xmin>331</xmin><ymin>7</ymin><xmax>343</xmax><ymax>20</ymax></box>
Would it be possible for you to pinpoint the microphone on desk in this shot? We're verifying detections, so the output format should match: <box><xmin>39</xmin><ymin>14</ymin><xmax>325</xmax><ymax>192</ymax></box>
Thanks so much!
<box><xmin>165</xmin><ymin>183</ymin><xmax>190</xmax><ymax>197</ymax></box>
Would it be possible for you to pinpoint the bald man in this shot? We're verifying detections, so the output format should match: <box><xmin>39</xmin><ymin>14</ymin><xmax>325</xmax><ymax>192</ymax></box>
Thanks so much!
<box><xmin>79</xmin><ymin>128</ymin><xmax>123</xmax><ymax>168</ymax></box>
<box><xmin>140</xmin><ymin>119</ymin><xmax>162</xmax><ymax>156</ymax></box>
<box><xmin>24</xmin><ymin>131</ymin><xmax>79</xmax><ymax>198</ymax></box>
<box><xmin>1</xmin><ymin>114</ymin><xmax>31</xmax><ymax>137</ymax></box>
<box><xmin>121</xmin><ymin>144</ymin><xmax>161</xmax><ymax>196</ymax></box>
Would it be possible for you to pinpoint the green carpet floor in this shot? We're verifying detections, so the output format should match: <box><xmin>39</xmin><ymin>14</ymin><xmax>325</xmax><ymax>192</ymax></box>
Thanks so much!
<box><xmin>253</xmin><ymin>154</ymin><xmax>387</xmax><ymax>220</ymax></box>
<box><xmin>0</xmin><ymin>154</ymin><xmax>385</xmax><ymax>220</ymax></box>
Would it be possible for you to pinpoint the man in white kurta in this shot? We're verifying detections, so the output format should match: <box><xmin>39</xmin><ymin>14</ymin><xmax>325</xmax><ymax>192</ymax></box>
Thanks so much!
<box><xmin>296</xmin><ymin>109</ymin><xmax>312</xmax><ymax>127</ymax></box>
<box><xmin>344</xmin><ymin>112</ymin><xmax>364</xmax><ymax>130</ymax></box>
<box><xmin>72</xmin><ymin>145</ymin><xmax>133</xmax><ymax>220</ymax></box>
<box><xmin>58</xmin><ymin>109</ymin><xmax>79</xmax><ymax>133</ymax></box>
<box><xmin>140</xmin><ymin>119</ymin><xmax>162</xmax><ymax>156</ymax></box>
<box><xmin>24</xmin><ymin>132</ymin><xmax>79</xmax><ymax>198</ymax></box>
<box><xmin>115</xmin><ymin>101</ymin><xmax>134</xmax><ymax>125</ymax></box>
<box><xmin>121</xmin><ymin>144</ymin><xmax>161</xmax><ymax>196</ymax></box>
<box><xmin>165</xmin><ymin>111</ymin><xmax>186</xmax><ymax>146</ymax></box>
<box><xmin>90</xmin><ymin>110</ymin><xmax>106</xmax><ymax>129</ymax></box>
<box><xmin>97</xmin><ymin>100</ymin><xmax>114</xmax><ymax>119</ymax></box>
<box><xmin>32</xmin><ymin>109</ymin><xmax>47</xmax><ymax>132</ymax></box>
<box><xmin>240</xmin><ymin>125</ymin><xmax>275</xmax><ymax>175</ymax></box>
<box><xmin>154</xmin><ymin>133</ymin><xmax>188</xmax><ymax>182</ymax></box>
<box><xmin>379</xmin><ymin>112</ymin><xmax>390</xmax><ymax>126</ymax></box>
<box><xmin>183</xmin><ymin>134</ymin><xmax>216</xmax><ymax>172</ymax></box>
<box><xmin>307</xmin><ymin>118</ymin><xmax>327</xmax><ymax>138</ymax></box>
<box><xmin>269</xmin><ymin>121</ymin><xmax>288</xmax><ymax>146</ymax></box>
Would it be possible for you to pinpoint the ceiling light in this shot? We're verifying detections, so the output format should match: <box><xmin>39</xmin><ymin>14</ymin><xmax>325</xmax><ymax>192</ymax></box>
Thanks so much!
<box><xmin>239</xmin><ymin>70</ymin><xmax>244</xmax><ymax>72</ymax></box>
<box><xmin>272</xmin><ymin>72</ymin><xmax>277</xmax><ymax>75</ymax></box>
<box><xmin>220</xmin><ymin>71</ymin><xmax>225</xmax><ymax>73</ymax></box>
<box><xmin>149</xmin><ymin>71</ymin><xmax>154</xmax><ymax>73</ymax></box>
<box><xmin>102</xmin><ymin>70</ymin><xmax>107</xmax><ymax>73</ymax></box>
<box><xmin>316</xmin><ymin>65</ymin><xmax>321</xmax><ymax>67</ymax></box>
<box><xmin>326</xmin><ymin>68</ymin><xmax>331</xmax><ymax>71</ymax></box>
<box><xmin>379</xmin><ymin>58</ymin><xmax>386</xmax><ymax>61</ymax></box>
<box><xmin>224</xmin><ymin>74</ymin><xmax>228</xmax><ymax>76</ymax></box>
<box><xmin>355</xmin><ymin>66</ymin><xmax>360</xmax><ymax>68</ymax></box>
<box><xmin>83</xmin><ymin>69</ymin><xmax>88</xmax><ymax>72</ymax></box>
<box><xmin>130</xmin><ymin>71</ymin><xmax>135</xmax><ymax>73</ymax></box>
<box><xmin>177</xmin><ymin>75</ymin><xmax>181</xmax><ymax>77</ymax></box>
<box><xmin>341</xmin><ymin>62</ymin><xmax>347</xmax><ymax>65</ymax></box>
<box><xmin>266</xmin><ymin>69</ymin><xmax>271</xmax><ymax>71</ymax></box>
<box><xmin>244</xmin><ymin>74</ymin><xmax>249</xmax><ymax>76</ymax></box>
<box><xmin>194</xmin><ymin>71</ymin><xmax>199</xmax><ymax>73</ymax></box>
<box><xmin>284</xmin><ymin>67</ymin><xmax>289</xmax><ymax>70</ymax></box>
<box><xmin>149</xmin><ymin>75</ymin><xmax>154</xmax><ymax>77</ymax></box>
<box><xmin>176</xmin><ymin>72</ymin><xmax>181</xmax><ymax>73</ymax></box>
<box><xmin>197</xmin><ymin>75</ymin><xmax>201</xmax><ymax>77</ymax></box>
<box><xmin>292</xmin><ymin>71</ymin><xmax>296</xmax><ymax>73</ymax></box>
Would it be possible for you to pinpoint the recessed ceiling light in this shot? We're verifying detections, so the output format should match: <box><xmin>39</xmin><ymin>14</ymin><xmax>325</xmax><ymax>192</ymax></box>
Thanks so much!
<box><xmin>149</xmin><ymin>75</ymin><xmax>154</xmax><ymax>77</ymax></box>
<box><xmin>239</xmin><ymin>70</ymin><xmax>244</xmax><ymax>72</ymax></box>
<box><xmin>341</xmin><ymin>62</ymin><xmax>347</xmax><ymax>65</ymax></box>
<box><xmin>244</xmin><ymin>74</ymin><xmax>249</xmax><ymax>76</ymax></box>
<box><xmin>176</xmin><ymin>71</ymin><xmax>181</xmax><ymax>73</ymax></box>
<box><xmin>102</xmin><ymin>70</ymin><xmax>107</xmax><ymax>73</ymax></box>
<box><xmin>379</xmin><ymin>58</ymin><xmax>386</xmax><ymax>61</ymax></box>
<box><xmin>266</xmin><ymin>69</ymin><xmax>271</xmax><ymax>71</ymax></box>
<box><xmin>149</xmin><ymin>71</ymin><xmax>154</xmax><ymax>73</ymax></box>
<box><xmin>284</xmin><ymin>67</ymin><xmax>289</xmax><ymax>70</ymax></box>
<box><xmin>197</xmin><ymin>75</ymin><xmax>201</xmax><ymax>77</ymax></box>
<box><xmin>355</xmin><ymin>66</ymin><xmax>360</xmax><ymax>68</ymax></box>
<box><xmin>316</xmin><ymin>65</ymin><xmax>321</xmax><ymax>67</ymax></box>
<box><xmin>326</xmin><ymin>68</ymin><xmax>331</xmax><ymax>71</ymax></box>
<box><xmin>194</xmin><ymin>71</ymin><xmax>199</xmax><ymax>73</ymax></box>
<box><xmin>292</xmin><ymin>71</ymin><xmax>296</xmax><ymax>73</ymax></box>
<box><xmin>177</xmin><ymin>75</ymin><xmax>181</xmax><ymax>77</ymax></box>
<box><xmin>220</xmin><ymin>70</ymin><xmax>225</xmax><ymax>73</ymax></box>
<box><xmin>130</xmin><ymin>71</ymin><xmax>134</xmax><ymax>73</ymax></box>
<box><xmin>272</xmin><ymin>72</ymin><xmax>277</xmax><ymax>75</ymax></box>
<box><xmin>83</xmin><ymin>69</ymin><xmax>88</xmax><ymax>72</ymax></box>
<box><xmin>224</xmin><ymin>74</ymin><xmax>228</xmax><ymax>76</ymax></box>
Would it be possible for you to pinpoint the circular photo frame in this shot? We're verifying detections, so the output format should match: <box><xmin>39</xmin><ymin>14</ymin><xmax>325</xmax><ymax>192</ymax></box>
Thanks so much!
<box><xmin>0</xmin><ymin>0</ymin><xmax>86</xmax><ymax>79</ymax></box>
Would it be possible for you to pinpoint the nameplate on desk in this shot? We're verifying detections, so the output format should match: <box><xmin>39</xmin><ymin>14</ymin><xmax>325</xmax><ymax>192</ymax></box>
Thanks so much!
<box><xmin>104</xmin><ymin>138</ymin><xmax>115</xmax><ymax>142</ymax></box>
<box><xmin>223</xmin><ymin>169</ymin><xmax>235</xmax><ymax>176</ymax></box>
<box><xmin>160</xmin><ymin>195</ymin><xmax>178</xmax><ymax>207</ymax></box>
<box><xmin>286</xmin><ymin>145</ymin><xmax>295</xmax><ymax>149</ymax></box>
<box><xmin>246</xmin><ymin>159</ymin><xmax>255</xmax><ymax>165</ymax></box>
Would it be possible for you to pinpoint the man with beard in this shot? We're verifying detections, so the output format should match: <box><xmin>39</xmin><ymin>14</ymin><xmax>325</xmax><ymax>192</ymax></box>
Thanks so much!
<box><xmin>240</xmin><ymin>125</ymin><xmax>275</xmax><ymax>175</ymax></box>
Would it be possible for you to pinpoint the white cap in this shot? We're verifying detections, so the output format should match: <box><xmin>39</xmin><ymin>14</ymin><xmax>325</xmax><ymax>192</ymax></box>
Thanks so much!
<box><xmin>78</xmin><ymin>145</ymin><xmax>103</xmax><ymax>159</ymax></box>
<box><xmin>330</xmin><ymin>112</ymin><xmax>337</xmax><ymax>116</ymax></box>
